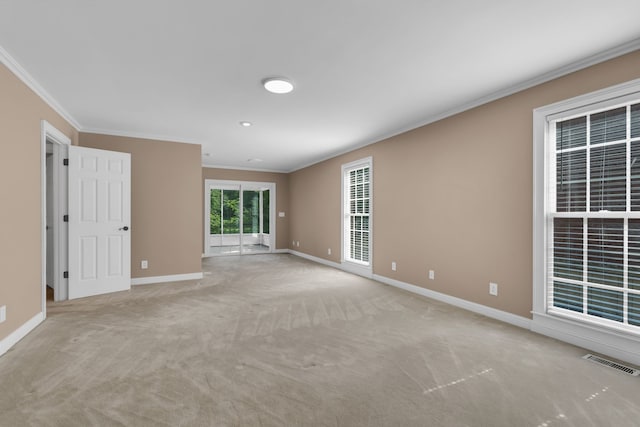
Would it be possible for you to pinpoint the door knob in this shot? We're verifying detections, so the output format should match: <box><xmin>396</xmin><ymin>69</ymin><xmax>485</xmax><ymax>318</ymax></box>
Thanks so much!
<box><xmin>120</xmin><ymin>226</ymin><xmax>129</xmax><ymax>231</ymax></box>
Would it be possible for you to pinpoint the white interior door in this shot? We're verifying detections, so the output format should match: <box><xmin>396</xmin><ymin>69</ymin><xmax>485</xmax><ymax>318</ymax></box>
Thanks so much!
<box><xmin>68</xmin><ymin>146</ymin><xmax>131</xmax><ymax>299</ymax></box>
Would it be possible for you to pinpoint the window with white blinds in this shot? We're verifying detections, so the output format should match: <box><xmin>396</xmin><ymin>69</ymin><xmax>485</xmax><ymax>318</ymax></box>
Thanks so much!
<box><xmin>343</xmin><ymin>158</ymin><xmax>372</xmax><ymax>266</ymax></box>
<box><xmin>548</xmin><ymin>100</ymin><xmax>640</xmax><ymax>333</ymax></box>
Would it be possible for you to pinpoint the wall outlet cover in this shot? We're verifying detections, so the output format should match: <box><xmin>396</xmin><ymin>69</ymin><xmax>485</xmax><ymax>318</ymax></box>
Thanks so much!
<box><xmin>489</xmin><ymin>282</ymin><xmax>498</xmax><ymax>296</ymax></box>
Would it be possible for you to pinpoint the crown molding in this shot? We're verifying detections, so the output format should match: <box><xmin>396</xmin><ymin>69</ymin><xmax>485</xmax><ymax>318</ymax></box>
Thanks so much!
<box><xmin>0</xmin><ymin>45</ymin><xmax>81</xmax><ymax>130</ymax></box>
<box><xmin>2</xmin><ymin>36</ymin><xmax>639</xmax><ymax>173</ymax></box>
<box><xmin>291</xmin><ymin>37</ymin><xmax>640</xmax><ymax>173</ymax></box>
<box><xmin>202</xmin><ymin>163</ymin><xmax>288</xmax><ymax>174</ymax></box>
<box><xmin>80</xmin><ymin>128</ymin><xmax>203</xmax><ymax>145</ymax></box>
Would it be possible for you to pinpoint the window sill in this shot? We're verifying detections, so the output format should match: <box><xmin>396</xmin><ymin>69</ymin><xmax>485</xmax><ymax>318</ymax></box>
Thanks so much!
<box><xmin>531</xmin><ymin>311</ymin><xmax>640</xmax><ymax>366</ymax></box>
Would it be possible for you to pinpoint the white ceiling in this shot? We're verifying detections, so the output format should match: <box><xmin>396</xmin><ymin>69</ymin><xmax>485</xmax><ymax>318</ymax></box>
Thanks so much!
<box><xmin>1</xmin><ymin>1</ymin><xmax>640</xmax><ymax>172</ymax></box>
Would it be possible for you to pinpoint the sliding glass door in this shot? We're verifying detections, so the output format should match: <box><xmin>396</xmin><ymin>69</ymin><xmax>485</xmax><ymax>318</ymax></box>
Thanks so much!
<box><xmin>209</xmin><ymin>187</ymin><xmax>241</xmax><ymax>255</ymax></box>
<box><xmin>205</xmin><ymin>180</ymin><xmax>274</xmax><ymax>256</ymax></box>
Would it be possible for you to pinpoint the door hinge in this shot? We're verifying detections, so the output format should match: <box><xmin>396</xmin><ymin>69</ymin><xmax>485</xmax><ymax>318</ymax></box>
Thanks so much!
<box><xmin>63</xmin><ymin>271</ymin><xmax>69</xmax><ymax>279</ymax></box>
<box><xmin>63</xmin><ymin>215</ymin><xmax>69</xmax><ymax>222</ymax></box>
<box><xmin>63</xmin><ymin>158</ymin><xmax>69</xmax><ymax>166</ymax></box>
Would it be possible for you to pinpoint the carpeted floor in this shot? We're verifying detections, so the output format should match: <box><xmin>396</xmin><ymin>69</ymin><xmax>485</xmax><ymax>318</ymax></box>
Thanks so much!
<box><xmin>0</xmin><ymin>254</ymin><xmax>638</xmax><ymax>426</ymax></box>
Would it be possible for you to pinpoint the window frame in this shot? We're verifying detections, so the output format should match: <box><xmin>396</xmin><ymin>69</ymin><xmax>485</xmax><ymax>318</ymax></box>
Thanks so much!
<box><xmin>533</xmin><ymin>78</ymin><xmax>640</xmax><ymax>365</ymax></box>
<box><xmin>341</xmin><ymin>157</ymin><xmax>373</xmax><ymax>275</ymax></box>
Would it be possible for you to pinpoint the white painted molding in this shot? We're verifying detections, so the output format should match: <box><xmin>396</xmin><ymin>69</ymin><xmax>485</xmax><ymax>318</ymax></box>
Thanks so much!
<box><xmin>288</xmin><ymin>249</ymin><xmax>640</xmax><ymax>366</ymax></box>
<box><xmin>288</xmin><ymin>250</ymin><xmax>528</xmax><ymax>329</ymax></box>
<box><xmin>83</xmin><ymin>127</ymin><xmax>202</xmax><ymax>146</ymax></box>
<box><xmin>289</xmin><ymin>250</ymin><xmax>342</xmax><ymax>270</ymax></box>
<box><xmin>0</xmin><ymin>312</ymin><xmax>45</xmax><ymax>358</ymax></box>
<box><xmin>532</xmin><ymin>78</ymin><xmax>640</xmax><ymax>367</ymax></box>
<box><xmin>290</xmin><ymin>38</ymin><xmax>640</xmax><ymax>173</ymax></box>
<box><xmin>288</xmin><ymin>250</ymin><xmax>373</xmax><ymax>279</ymax></box>
<box><xmin>202</xmin><ymin>163</ymin><xmax>287</xmax><ymax>173</ymax></box>
<box><xmin>131</xmin><ymin>272</ymin><xmax>204</xmax><ymax>286</ymax></box>
<box><xmin>532</xmin><ymin>313</ymin><xmax>640</xmax><ymax>367</ymax></box>
<box><xmin>374</xmin><ymin>274</ymin><xmax>532</xmax><ymax>330</ymax></box>
<box><xmin>0</xmin><ymin>46</ymin><xmax>80</xmax><ymax>130</ymax></box>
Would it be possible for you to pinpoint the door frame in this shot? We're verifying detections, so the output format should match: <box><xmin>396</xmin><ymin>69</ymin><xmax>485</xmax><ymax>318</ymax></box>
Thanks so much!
<box><xmin>203</xmin><ymin>179</ymin><xmax>276</xmax><ymax>256</ymax></box>
<box><xmin>41</xmin><ymin>121</ymin><xmax>71</xmax><ymax>316</ymax></box>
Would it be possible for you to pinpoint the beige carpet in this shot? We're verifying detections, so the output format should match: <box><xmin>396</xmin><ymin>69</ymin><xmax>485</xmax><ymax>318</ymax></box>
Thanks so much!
<box><xmin>0</xmin><ymin>254</ymin><xmax>638</xmax><ymax>426</ymax></box>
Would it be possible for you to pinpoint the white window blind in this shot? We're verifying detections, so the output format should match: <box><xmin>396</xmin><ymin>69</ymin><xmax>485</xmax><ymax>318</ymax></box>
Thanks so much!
<box><xmin>343</xmin><ymin>159</ymin><xmax>371</xmax><ymax>266</ymax></box>
<box><xmin>549</xmin><ymin>100</ymin><xmax>640</xmax><ymax>333</ymax></box>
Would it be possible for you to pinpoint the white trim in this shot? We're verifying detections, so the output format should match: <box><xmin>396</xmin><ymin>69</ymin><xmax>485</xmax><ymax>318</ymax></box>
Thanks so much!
<box><xmin>131</xmin><ymin>272</ymin><xmax>204</xmax><ymax>286</ymax></box>
<box><xmin>289</xmin><ymin>250</ymin><xmax>343</xmax><ymax>269</ymax></box>
<box><xmin>41</xmin><ymin>121</ymin><xmax>71</xmax><ymax>316</ymax></box>
<box><xmin>77</xmin><ymin>128</ymin><xmax>201</xmax><ymax>146</ymax></box>
<box><xmin>533</xmin><ymin>78</ymin><xmax>640</xmax><ymax>367</ymax></box>
<box><xmin>0</xmin><ymin>312</ymin><xmax>44</xmax><ymax>358</ymax></box>
<box><xmin>531</xmin><ymin>313</ymin><xmax>640</xmax><ymax>366</ymax></box>
<box><xmin>202</xmin><ymin>164</ymin><xmax>287</xmax><ymax>174</ymax></box>
<box><xmin>204</xmin><ymin>179</ymin><xmax>276</xmax><ymax>256</ymax></box>
<box><xmin>374</xmin><ymin>274</ymin><xmax>532</xmax><ymax>330</ymax></box>
<box><xmin>287</xmin><ymin>250</ymin><xmax>529</xmax><ymax>328</ymax></box>
<box><xmin>341</xmin><ymin>157</ymin><xmax>373</xmax><ymax>270</ymax></box>
<box><xmin>0</xmin><ymin>46</ymin><xmax>80</xmax><ymax>130</ymax></box>
<box><xmin>289</xmin><ymin>250</ymin><xmax>374</xmax><ymax>279</ymax></box>
<box><xmin>342</xmin><ymin>261</ymin><xmax>374</xmax><ymax>279</ymax></box>
<box><xmin>290</xmin><ymin>251</ymin><xmax>640</xmax><ymax>363</ymax></box>
<box><xmin>290</xmin><ymin>39</ymin><xmax>640</xmax><ymax>173</ymax></box>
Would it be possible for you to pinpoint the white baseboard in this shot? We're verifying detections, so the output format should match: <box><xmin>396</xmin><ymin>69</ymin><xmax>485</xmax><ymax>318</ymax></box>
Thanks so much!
<box><xmin>131</xmin><ymin>272</ymin><xmax>204</xmax><ymax>286</ymax></box>
<box><xmin>288</xmin><ymin>250</ymin><xmax>374</xmax><ymax>278</ymax></box>
<box><xmin>289</xmin><ymin>250</ymin><xmax>341</xmax><ymax>268</ymax></box>
<box><xmin>0</xmin><ymin>312</ymin><xmax>45</xmax><ymax>358</ymax></box>
<box><xmin>287</xmin><ymin>250</ymin><xmax>640</xmax><ymax>366</ymax></box>
<box><xmin>287</xmin><ymin>250</ymin><xmax>528</xmax><ymax>329</ymax></box>
<box><xmin>374</xmin><ymin>274</ymin><xmax>532</xmax><ymax>330</ymax></box>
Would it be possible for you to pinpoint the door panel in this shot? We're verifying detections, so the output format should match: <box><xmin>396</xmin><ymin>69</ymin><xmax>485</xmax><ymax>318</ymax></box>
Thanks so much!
<box><xmin>206</xmin><ymin>181</ymin><xmax>274</xmax><ymax>256</ymax></box>
<box><xmin>68</xmin><ymin>146</ymin><xmax>131</xmax><ymax>299</ymax></box>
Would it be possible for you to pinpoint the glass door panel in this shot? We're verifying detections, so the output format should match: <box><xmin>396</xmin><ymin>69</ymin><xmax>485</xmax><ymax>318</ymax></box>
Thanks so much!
<box><xmin>242</xmin><ymin>189</ymin><xmax>269</xmax><ymax>253</ymax></box>
<box><xmin>209</xmin><ymin>188</ymin><xmax>241</xmax><ymax>255</ymax></box>
<box><xmin>206</xmin><ymin>181</ymin><xmax>274</xmax><ymax>256</ymax></box>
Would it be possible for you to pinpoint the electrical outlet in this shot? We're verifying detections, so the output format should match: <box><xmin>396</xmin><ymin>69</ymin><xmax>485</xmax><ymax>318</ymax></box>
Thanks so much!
<box><xmin>391</xmin><ymin>262</ymin><xmax>397</xmax><ymax>271</ymax></box>
<box><xmin>328</xmin><ymin>248</ymin><xmax>332</xmax><ymax>255</ymax></box>
<box><xmin>279</xmin><ymin>212</ymin><xmax>285</xmax><ymax>217</ymax></box>
<box><xmin>296</xmin><ymin>241</ymin><xmax>300</xmax><ymax>247</ymax></box>
<box><xmin>292</xmin><ymin>240</ymin><xmax>295</xmax><ymax>246</ymax></box>
<box><xmin>429</xmin><ymin>270</ymin><xmax>435</xmax><ymax>280</ymax></box>
<box><xmin>0</xmin><ymin>305</ymin><xmax>6</xmax><ymax>323</ymax></box>
<box><xmin>489</xmin><ymin>282</ymin><xmax>498</xmax><ymax>296</ymax></box>
<box><xmin>141</xmin><ymin>260</ymin><xmax>148</xmax><ymax>269</ymax></box>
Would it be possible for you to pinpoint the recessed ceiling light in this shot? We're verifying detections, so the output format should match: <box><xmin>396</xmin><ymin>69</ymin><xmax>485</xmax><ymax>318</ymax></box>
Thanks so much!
<box><xmin>262</xmin><ymin>77</ymin><xmax>294</xmax><ymax>94</ymax></box>
<box><xmin>239</xmin><ymin>121</ymin><xmax>252</xmax><ymax>127</ymax></box>
<box><xmin>203</xmin><ymin>152</ymin><xmax>211</xmax><ymax>157</ymax></box>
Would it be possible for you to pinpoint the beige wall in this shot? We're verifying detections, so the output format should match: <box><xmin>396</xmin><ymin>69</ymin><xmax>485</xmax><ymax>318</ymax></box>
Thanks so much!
<box><xmin>0</xmin><ymin>63</ymin><xmax>78</xmax><ymax>341</ymax></box>
<box><xmin>202</xmin><ymin>168</ymin><xmax>290</xmax><ymax>250</ymax></box>
<box><xmin>2</xmin><ymin>45</ymin><xmax>640</xmax><ymax>345</ymax></box>
<box><xmin>289</xmin><ymin>50</ymin><xmax>640</xmax><ymax>319</ymax></box>
<box><xmin>80</xmin><ymin>133</ymin><xmax>202</xmax><ymax>279</ymax></box>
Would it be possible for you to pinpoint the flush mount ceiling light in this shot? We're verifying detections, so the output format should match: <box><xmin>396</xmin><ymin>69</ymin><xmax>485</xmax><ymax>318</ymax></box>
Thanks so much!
<box><xmin>239</xmin><ymin>121</ymin><xmax>252</xmax><ymax>127</ymax></box>
<box><xmin>262</xmin><ymin>77</ymin><xmax>294</xmax><ymax>94</ymax></box>
<box><xmin>247</xmin><ymin>158</ymin><xmax>263</xmax><ymax>163</ymax></box>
